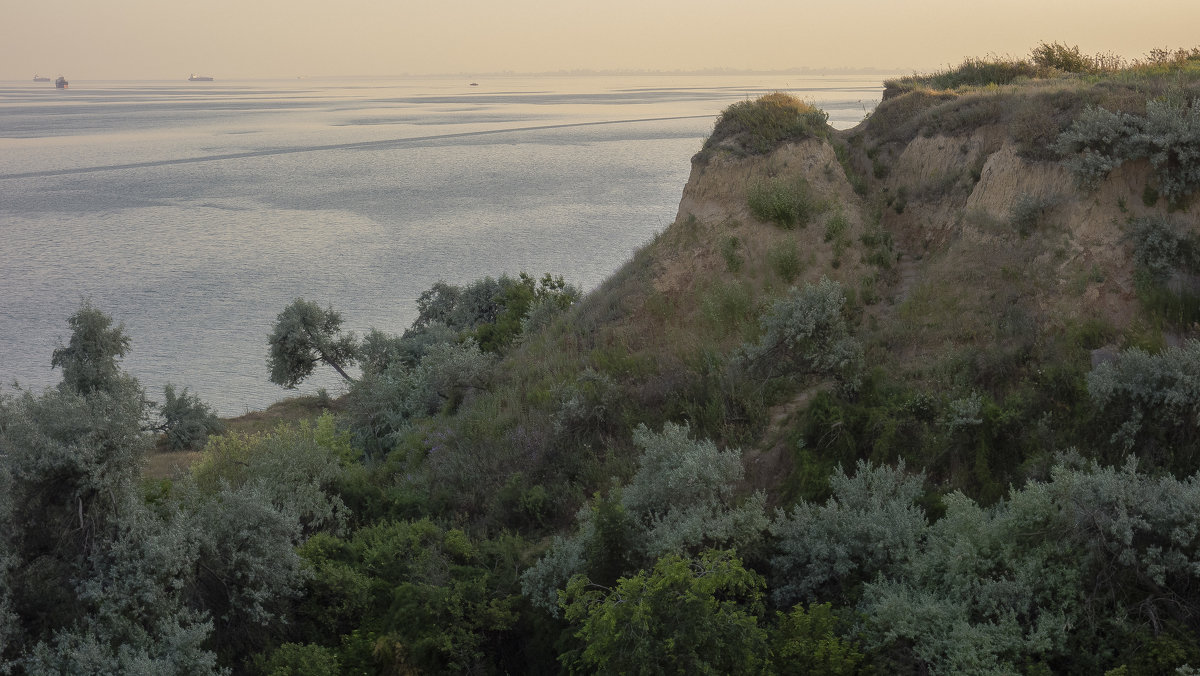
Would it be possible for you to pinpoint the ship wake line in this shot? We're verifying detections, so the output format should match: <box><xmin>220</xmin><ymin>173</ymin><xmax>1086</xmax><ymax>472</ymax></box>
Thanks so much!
<box><xmin>0</xmin><ymin>115</ymin><xmax>713</xmax><ymax>181</ymax></box>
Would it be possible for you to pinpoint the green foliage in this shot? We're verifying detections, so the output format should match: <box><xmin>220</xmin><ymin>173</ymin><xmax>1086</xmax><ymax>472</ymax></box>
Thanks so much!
<box><xmin>700</xmin><ymin>279</ymin><xmax>756</xmax><ymax>334</ymax></box>
<box><xmin>740</xmin><ymin>276</ymin><xmax>864</xmax><ymax>392</ymax></box>
<box><xmin>1056</xmin><ymin>97</ymin><xmax>1200</xmax><ymax>202</ymax></box>
<box><xmin>770</xmin><ymin>460</ymin><xmax>927</xmax><ymax>606</ymax></box>
<box><xmin>747</xmin><ymin>175</ymin><xmax>823</xmax><ymax>229</ymax></box>
<box><xmin>772</xmin><ymin>603</ymin><xmax>867</xmax><ymax>675</ymax></box>
<box><xmin>267</xmin><ymin>298</ymin><xmax>358</xmax><ymax>388</ymax></box>
<box><xmin>1008</xmin><ymin>192</ymin><xmax>1056</xmax><ymax>237</ymax></box>
<box><xmin>767</xmin><ymin>241</ymin><xmax>803</xmax><ymax>283</ymax></box>
<box><xmin>51</xmin><ymin>300</ymin><xmax>133</xmax><ymax>395</ymax></box>
<box><xmin>858</xmin><ymin>456</ymin><xmax>1200</xmax><ymax>673</ymax></box>
<box><xmin>191</xmin><ymin>415</ymin><xmax>351</xmax><ymax>535</ymax></box>
<box><xmin>919</xmin><ymin>56</ymin><xmax>1042</xmax><ymax>89</ymax></box>
<box><xmin>254</xmin><ymin>643</ymin><xmax>340</xmax><ymax>675</ymax></box>
<box><xmin>521</xmin><ymin>423</ymin><xmax>767</xmax><ymax>615</ymax></box>
<box><xmin>824</xmin><ymin>211</ymin><xmax>849</xmax><ymax>243</ymax></box>
<box><xmin>1086</xmin><ymin>340</ymin><xmax>1200</xmax><ymax>466</ymax></box>
<box><xmin>292</xmin><ymin>519</ymin><xmax>520</xmax><ymax>675</ymax></box>
<box><xmin>344</xmin><ymin>340</ymin><xmax>493</xmax><ymax>456</ymax></box>
<box><xmin>1129</xmin><ymin>214</ymin><xmax>1200</xmax><ymax>282</ymax></box>
<box><xmin>701</xmin><ymin>92</ymin><xmax>829</xmax><ymax>159</ymax></box>
<box><xmin>560</xmin><ymin>550</ymin><xmax>769</xmax><ymax>676</ymax></box>
<box><xmin>622</xmin><ymin>423</ymin><xmax>767</xmax><ymax>559</ymax></box>
<box><xmin>412</xmin><ymin>273</ymin><xmax>580</xmax><ymax>354</ymax></box>
<box><xmin>721</xmin><ymin>235</ymin><xmax>744</xmax><ymax>272</ymax></box>
<box><xmin>1031</xmin><ymin>41</ymin><xmax>1098</xmax><ymax>73</ymax></box>
<box><xmin>158</xmin><ymin>383</ymin><xmax>223</xmax><ymax>451</ymax></box>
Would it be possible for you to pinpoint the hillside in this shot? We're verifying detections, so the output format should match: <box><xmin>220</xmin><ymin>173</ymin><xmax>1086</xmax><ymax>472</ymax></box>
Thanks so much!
<box><xmin>6</xmin><ymin>44</ymin><xmax>1200</xmax><ymax>675</ymax></box>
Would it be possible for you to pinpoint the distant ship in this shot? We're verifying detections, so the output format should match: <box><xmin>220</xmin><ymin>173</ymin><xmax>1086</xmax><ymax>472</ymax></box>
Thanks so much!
<box><xmin>33</xmin><ymin>74</ymin><xmax>51</xmax><ymax>82</ymax></box>
<box><xmin>55</xmin><ymin>76</ymin><xmax>68</xmax><ymax>89</ymax></box>
<box><xmin>188</xmin><ymin>73</ymin><xmax>214</xmax><ymax>81</ymax></box>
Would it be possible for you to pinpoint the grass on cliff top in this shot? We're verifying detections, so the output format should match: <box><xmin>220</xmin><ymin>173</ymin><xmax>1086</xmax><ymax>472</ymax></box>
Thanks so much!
<box><xmin>698</xmin><ymin>92</ymin><xmax>829</xmax><ymax>162</ymax></box>
<box><xmin>862</xmin><ymin>43</ymin><xmax>1200</xmax><ymax>159</ymax></box>
<box><xmin>886</xmin><ymin>42</ymin><xmax>1200</xmax><ymax>94</ymax></box>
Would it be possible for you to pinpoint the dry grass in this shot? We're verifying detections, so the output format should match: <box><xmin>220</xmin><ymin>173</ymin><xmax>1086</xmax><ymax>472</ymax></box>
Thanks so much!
<box><xmin>142</xmin><ymin>395</ymin><xmax>337</xmax><ymax>479</ymax></box>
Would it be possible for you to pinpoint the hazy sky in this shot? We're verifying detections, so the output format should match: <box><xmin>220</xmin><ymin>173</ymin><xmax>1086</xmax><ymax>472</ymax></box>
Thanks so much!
<box><xmin>7</xmin><ymin>0</ymin><xmax>1200</xmax><ymax>80</ymax></box>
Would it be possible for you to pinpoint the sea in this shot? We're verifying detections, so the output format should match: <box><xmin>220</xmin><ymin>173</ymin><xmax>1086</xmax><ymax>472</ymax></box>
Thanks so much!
<box><xmin>0</xmin><ymin>74</ymin><xmax>887</xmax><ymax>415</ymax></box>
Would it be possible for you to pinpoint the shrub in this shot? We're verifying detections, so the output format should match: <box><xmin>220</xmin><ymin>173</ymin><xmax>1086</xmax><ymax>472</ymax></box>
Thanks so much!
<box><xmin>1031</xmin><ymin>41</ymin><xmax>1096</xmax><ymax>73</ymax></box>
<box><xmin>702</xmin><ymin>93</ymin><xmax>828</xmax><ymax>159</ymax></box>
<box><xmin>1086</xmin><ymin>340</ymin><xmax>1200</xmax><ymax>462</ymax></box>
<box><xmin>748</xmin><ymin>176</ymin><xmax>823</xmax><ymax>229</ymax></box>
<box><xmin>700</xmin><ymin>280</ymin><xmax>756</xmax><ymax>334</ymax></box>
<box><xmin>770</xmin><ymin>460</ymin><xmax>927</xmax><ymax>606</ymax></box>
<box><xmin>768</xmin><ymin>242</ymin><xmax>803</xmax><ymax>283</ymax></box>
<box><xmin>921</xmin><ymin>56</ymin><xmax>1041</xmax><ymax>90</ymax></box>
<box><xmin>1129</xmin><ymin>214</ymin><xmax>1200</xmax><ymax>282</ymax></box>
<box><xmin>158</xmin><ymin>384</ymin><xmax>223</xmax><ymax>451</ymax></box>
<box><xmin>771</xmin><ymin>603</ymin><xmax>867</xmax><ymax>675</ymax></box>
<box><xmin>721</xmin><ymin>235</ymin><xmax>744</xmax><ymax>272</ymax></box>
<box><xmin>520</xmin><ymin>423</ymin><xmax>767</xmax><ymax>614</ymax></box>
<box><xmin>824</xmin><ymin>212</ymin><xmax>849</xmax><ymax>243</ymax></box>
<box><xmin>1056</xmin><ymin>97</ymin><xmax>1200</xmax><ymax>202</ymax></box>
<box><xmin>254</xmin><ymin>643</ymin><xmax>341</xmax><ymax>676</ymax></box>
<box><xmin>560</xmin><ymin>550</ymin><xmax>769</xmax><ymax>676</ymax></box>
<box><xmin>741</xmin><ymin>277</ymin><xmax>864</xmax><ymax>392</ymax></box>
<box><xmin>1008</xmin><ymin>192</ymin><xmax>1056</xmax><ymax>237</ymax></box>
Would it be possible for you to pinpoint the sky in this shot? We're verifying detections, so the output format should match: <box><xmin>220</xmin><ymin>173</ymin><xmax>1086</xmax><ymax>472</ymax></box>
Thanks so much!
<box><xmin>6</xmin><ymin>0</ymin><xmax>1200</xmax><ymax>80</ymax></box>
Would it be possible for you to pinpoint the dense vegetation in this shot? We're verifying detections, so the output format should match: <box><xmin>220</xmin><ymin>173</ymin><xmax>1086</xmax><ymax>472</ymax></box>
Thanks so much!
<box><xmin>4</xmin><ymin>45</ymin><xmax>1200</xmax><ymax>674</ymax></box>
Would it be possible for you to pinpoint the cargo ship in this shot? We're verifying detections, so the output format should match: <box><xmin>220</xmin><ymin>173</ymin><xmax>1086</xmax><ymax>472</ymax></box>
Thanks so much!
<box><xmin>188</xmin><ymin>73</ymin><xmax>214</xmax><ymax>81</ymax></box>
<box><xmin>33</xmin><ymin>74</ymin><xmax>51</xmax><ymax>82</ymax></box>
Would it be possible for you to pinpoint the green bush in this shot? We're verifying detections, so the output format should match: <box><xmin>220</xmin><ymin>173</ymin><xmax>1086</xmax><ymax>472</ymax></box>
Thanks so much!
<box><xmin>701</xmin><ymin>93</ymin><xmax>828</xmax><ymax>159</ymax></box>
<box><xmin>1056</xmin><ymin>97</ymin><xmax>1200</xmax><ymax>202</ymax></box>
<box><xmin>1129</xmin><ymin>214</ymin><xmax>1200</xmax><ymax>282</ymax></box>
<box><xmin>740</xmin><ymin>276</ymin><xmax>864</xmax><ymax>392</ymax></box>
<box><xmin>1086</xmin><ymin>340</ymin><xmax>1200</xmax><ymax>466</ymax></box>
<box><xmin>748</xmin><ymin>176</ymin><xmax>823</xmax><ymax>229</ymax></box>
<box><xmin>520</xmin><ymin>423</ymin><xmax>767</xmax><ymax>614</ymax></box>
<box><xmin>1031</xmin><ymin>41</ymin><xmax>1097</xmax><ymax>73</ymax></box>
<box><xmin>768</xmin><ymin>241</ymin><xmax>803</xmax><ymax>283</ymax></box>
<box><xmin>560</xmin><ymin>550</ymin><xmax>769</xmax><ymax>675</ymax></box>
<box><xmin>159</xmin><ymin>383</ymin><xmax>223</xmax><ymax>451</ymax></box>
<box><xmin>1008</xmin><ymin>192</ymin><xmax>1056</xmax><ymax>237</ymax></box>
<box><xmin>700</xmin><ymin>280</ymin><xmax>756</xmax><ymax>335</ymax></box>
<box><xmin>721</xmin><ymin>235</ymin><xmax>744</xmax><ymax>272</ymax></box>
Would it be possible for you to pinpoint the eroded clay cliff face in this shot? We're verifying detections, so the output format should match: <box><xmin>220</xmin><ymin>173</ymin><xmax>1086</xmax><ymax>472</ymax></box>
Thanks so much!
<box><xmin>666</xmin><ymin>122</ymin><xmax>1187</xmax><ymax>341</ymax></box>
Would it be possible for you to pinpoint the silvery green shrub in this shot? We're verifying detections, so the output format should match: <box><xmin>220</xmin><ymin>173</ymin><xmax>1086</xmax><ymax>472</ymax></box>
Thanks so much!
<box><xmin>521</xmin><ymin>422</ymin><xmax>766</xmax><ymax>614</ymax></box>
<box><xmin>159</xmin><ymin>383</ymin><xmax>223</xmax><ymax>451</ymax></box>
<box><xmin>838</xmin><ymin>456</ymin><xmax>1200</xmax><ymax>672</ymax></box>
<box><xmin>1086</xmin><ymin>339</ymin><xmax>1200</xmax><ymax>452</ymax></box>
<box><xmin>741</xmin><ymin>276</ymin><xmax>864</xmax><ymax>393</ymax></box>
<box><xmin>769</xmin><ymin>460</ymin><xmax>927</xmax><ymax>607</ymax></box>
<box><xmin>1056</xmin><ymin>97</ymin><xmax>1200</xmax><ymax>202</ymax></box>
<box><xmin>1129</xmin><ymin>214</ymin><xmax>1200</xmax><ymax>282</ymax></box>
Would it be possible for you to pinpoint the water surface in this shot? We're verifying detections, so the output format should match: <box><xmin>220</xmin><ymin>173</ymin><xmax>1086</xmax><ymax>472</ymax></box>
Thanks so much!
<box><xmin>0</xmin><ymin>74</ymin><xmax>885</xmax><ymax>414</ymax></box>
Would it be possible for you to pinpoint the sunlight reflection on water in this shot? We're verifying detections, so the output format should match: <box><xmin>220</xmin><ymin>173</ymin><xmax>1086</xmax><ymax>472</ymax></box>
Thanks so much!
<box><xmin>0</xmin><ymin>75</ymin><xmax>886</xmax><ymax>414</ymax></box>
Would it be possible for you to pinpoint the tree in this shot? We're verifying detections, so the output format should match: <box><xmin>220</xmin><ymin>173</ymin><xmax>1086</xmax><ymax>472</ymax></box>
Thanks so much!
<box><xmin>267</xmin><ymin>299</ymin><xmax>358</xmax><ymax>388</ymax></box>
<box><xmin>51</xmin><ymin>300</ymin><xmax>133</xmax><ymax>395</ymax></box>
<box><xmin>157</xmin><ymin>384</ymin><xmax>223</xmax><ymax>451</ymax></box>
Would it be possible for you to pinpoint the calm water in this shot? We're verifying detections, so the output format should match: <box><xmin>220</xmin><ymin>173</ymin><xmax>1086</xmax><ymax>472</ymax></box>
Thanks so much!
<box><xmin>0</xmin><ymin>74</ymin><xmax>885</xmax><ymax>415</ymax></box>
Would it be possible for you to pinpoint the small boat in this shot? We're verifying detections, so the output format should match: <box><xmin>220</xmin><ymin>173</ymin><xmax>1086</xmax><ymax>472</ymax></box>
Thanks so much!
<box><xmin>33</xmin><ymin>74</ymin><xmax>51</xmax><ymax>82</ymax></box>
<box><xmin>469</xmin><ymin>82</ymin><xmax>479</xmax><ymax>86</ymax></box>
<box><xmin>188</xmin><ymin>73</ymin><xmax>214</xmax><ymax>81</ymax></box>
<box><xmin>55</xmin><ymin>76</ymin><xmax>68</xmax><ymax>89</ymax></box>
